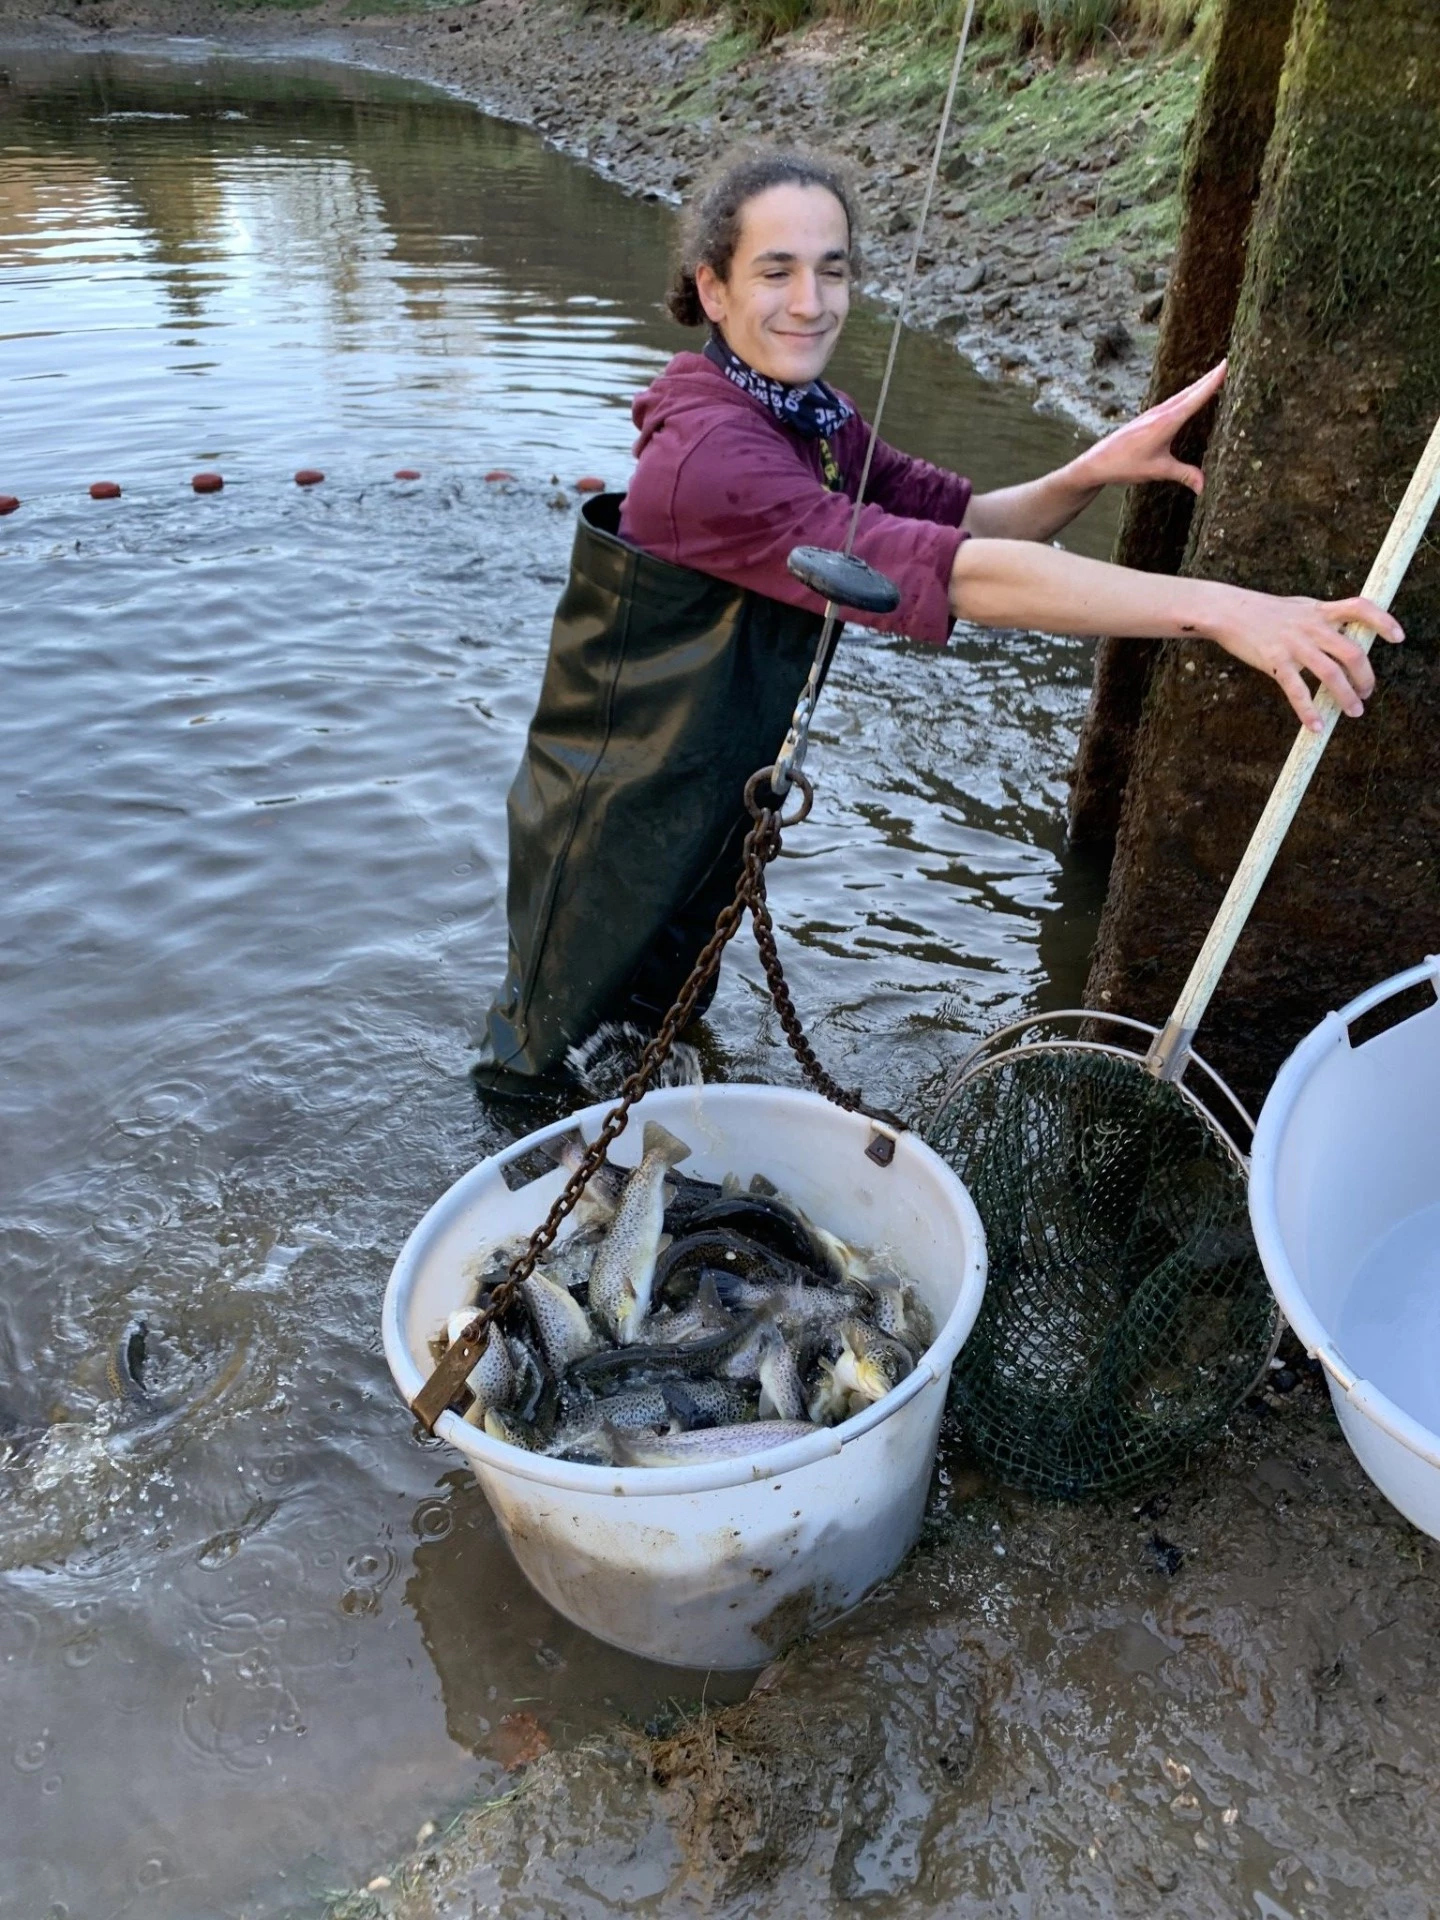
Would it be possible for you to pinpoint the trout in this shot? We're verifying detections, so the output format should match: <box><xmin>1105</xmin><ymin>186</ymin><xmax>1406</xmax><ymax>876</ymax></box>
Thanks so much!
<box><xmin>589</xmin><ymin>1121</ymin><xmax>692</xmax><ymax>1343</ymax></box>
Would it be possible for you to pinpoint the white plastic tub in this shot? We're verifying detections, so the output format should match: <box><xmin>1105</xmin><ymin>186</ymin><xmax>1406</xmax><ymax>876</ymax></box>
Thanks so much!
<box><xmin>1250</xmin><ymin>957</ymin><xmax>1440</xmax><ymax>1538</ymax></box>
<box><xmin>383</xmin><ymin>1084</ymin><xmax>987</xmax><ymax>1668</ymax></box>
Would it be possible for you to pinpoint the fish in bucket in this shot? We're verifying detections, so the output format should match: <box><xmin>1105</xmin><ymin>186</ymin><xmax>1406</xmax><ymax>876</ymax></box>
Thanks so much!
<box><xmin>384</xmin><ymin>1083</ymin><xmax>986</xmax><ymax>1668</ymax></box>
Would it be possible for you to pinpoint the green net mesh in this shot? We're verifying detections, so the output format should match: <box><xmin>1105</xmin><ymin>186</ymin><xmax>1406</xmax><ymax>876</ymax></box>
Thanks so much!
<box><xmin>924</xmin><ymin>1045</ymin><xmax>1280</xmax><ymax>1499</ymax></box>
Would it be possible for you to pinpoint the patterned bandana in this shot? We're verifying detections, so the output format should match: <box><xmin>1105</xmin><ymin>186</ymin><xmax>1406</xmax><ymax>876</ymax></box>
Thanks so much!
<box><xmin>704</xmin><ymin>330</ymin><xmax>854</xmax><ymax>441</ymax></box>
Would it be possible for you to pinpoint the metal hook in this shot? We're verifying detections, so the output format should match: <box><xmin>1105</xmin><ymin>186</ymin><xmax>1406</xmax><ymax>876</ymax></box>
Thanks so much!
<box><xmin>745</xmin><ymin>765</ymin><xmax>814</xmax><ymax>827</ymax></box>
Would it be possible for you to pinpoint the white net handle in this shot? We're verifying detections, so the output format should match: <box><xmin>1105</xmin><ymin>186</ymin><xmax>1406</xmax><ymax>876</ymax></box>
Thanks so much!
<box><xmin>1150</xmin><ymin>410</ymin><xmax>1440</xmax><ymax>1080</ymax></box>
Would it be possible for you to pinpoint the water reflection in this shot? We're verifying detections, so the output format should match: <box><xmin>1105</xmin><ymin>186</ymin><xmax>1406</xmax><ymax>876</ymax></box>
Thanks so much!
<box><xmin>1</xmin><ymin>55</ymin><xmax>681</xmax><ymax>484</ymax></box>
<box><xmin>0</xmin><ymin>43</ymin><xmax>1117</xmax><ymax>1920</ymax></box>
<box><xmin>0</xmin><ymin>47</ymin><xmax>1117</xmax><ymax>520</ymax></box>
<box><xmin>407</xmin><ymin>1471</ymin><xmax>753</xmax><ymax>1760</ymax></box>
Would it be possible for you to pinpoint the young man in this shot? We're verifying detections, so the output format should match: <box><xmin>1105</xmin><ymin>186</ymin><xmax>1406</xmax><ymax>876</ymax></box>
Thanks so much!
<box><xmin>476</xmin><ymin>150</ymin><xmax>1400</xmax><ymax>1093</ymax></box>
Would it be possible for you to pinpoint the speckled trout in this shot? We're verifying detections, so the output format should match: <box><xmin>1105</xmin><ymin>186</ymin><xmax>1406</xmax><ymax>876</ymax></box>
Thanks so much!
<box><xmin>607</xmin><ymin>1420</ymin><xmax>815</xmax><ymax>1468</ymax></box>
<box><xmin>589</xmin><ymin>1120</ymin><xmax>691</xmax><ymax>1343</ymax></box>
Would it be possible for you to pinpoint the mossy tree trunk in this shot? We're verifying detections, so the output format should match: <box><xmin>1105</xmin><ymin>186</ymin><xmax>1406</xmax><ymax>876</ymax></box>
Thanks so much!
<box><xmin>1085</xmin><ymin>0</ymin><xmax>1440</xmax><ymax>1105</ymax></box>
<box><xmin>1067</xmin><ymin>0</ymin><xmax>1298</xmax><ymax>853</ymax></box>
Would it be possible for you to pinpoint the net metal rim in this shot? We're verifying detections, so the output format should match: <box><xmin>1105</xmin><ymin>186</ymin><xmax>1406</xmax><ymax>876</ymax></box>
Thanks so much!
<box><xmin>937</xmin><ymin>1008</ymin><xmax>1256</xmax><ymax>1170</ymax></box>
<box><xmin>925</xmin><ymin>1008</ymin><xmax>1284</xmax><ymax>1497</ymax></box>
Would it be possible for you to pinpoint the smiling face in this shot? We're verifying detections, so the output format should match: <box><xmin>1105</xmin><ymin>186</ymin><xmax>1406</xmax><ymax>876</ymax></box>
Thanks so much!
<box><xmin>695</xmin><ymin>182</ymin><xmax>852</xmax><ymax>386</ymax></box>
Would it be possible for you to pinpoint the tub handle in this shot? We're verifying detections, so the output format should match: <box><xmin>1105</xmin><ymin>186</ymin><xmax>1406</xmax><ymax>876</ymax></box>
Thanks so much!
<box><xmin>866</xmin><ymin>1120</ymin><xmax>900</xmax><ymax>1167</ymax></box>
<box><xmin>1339</xmin><ymin>955</ymin><xmax>1440</xmax><ymax>1047</ymax></box>
<box><xmin>1323</xmin><ymin>1363</ymin><xmax>1440</xmax><ymax>1473</ymax></box>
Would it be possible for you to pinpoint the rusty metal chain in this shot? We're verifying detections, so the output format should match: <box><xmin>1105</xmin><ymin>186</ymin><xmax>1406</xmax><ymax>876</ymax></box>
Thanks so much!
<box><xmin>413</xmin><ymin>765</ymin><xmax>902</xmax><ymax>1432</ymax></box>
<box><xmin>747</xmin><ymin>863</ymin><xmax>907</xmax><ymax>1133</ymax></box>
<box><xmin>413</xmin><ymin>791</ymin><xmax>785</xmax><ymax>1430</ymax></box>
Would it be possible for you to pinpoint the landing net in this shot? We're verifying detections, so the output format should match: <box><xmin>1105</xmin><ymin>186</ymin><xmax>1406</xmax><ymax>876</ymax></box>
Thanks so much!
<box><xmin>924</xmin><ymin>1035</ymin><xmax>1279</xmax><ymax>1498</ymax></box>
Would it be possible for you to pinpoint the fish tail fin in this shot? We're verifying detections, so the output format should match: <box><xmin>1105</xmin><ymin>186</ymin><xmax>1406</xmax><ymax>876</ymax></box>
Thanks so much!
<box><xmin>704</xmin><ymin>1267</ymin><xmax>744</xmax><ymax>1310</ymax></box>
<box><xmin>807</xmin><ymin>1355</ymin><xmax>846</xmax><ymax>1426</ymax></box>
<box><xmin>539</xmin><ymin>1125</ymin><xmax>588</xmax><ymax>1172</ymax></box>
<box><xmin>601</xmin><ymin>1418</ymin><xmax>642</xmax><ymax>1468</ymax></box>
<box><xmin>695</xmin><ymin>1273</ymin><xmax>731</xmax><ymax>1324</ymax></box>
<box><xmin>641</xmin><ymin>1120</ymin><xmax>692</xmax><ymax>1168</ymax></box>
<box><xmin>661</xmin><ymin>1382</ymin><xmax>701</xmax><ymax>1432</ymax></box>
<box><xmin>484</xmin><ymin>1408</ymin><xmax>538</xmax><ymax>1450</ymax></box>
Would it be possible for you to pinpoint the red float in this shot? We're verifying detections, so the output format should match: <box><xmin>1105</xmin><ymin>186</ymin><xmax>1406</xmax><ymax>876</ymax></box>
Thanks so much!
<box><xmin>394</xmin><ymin>468</ymin><xmax>422</xmax><ymax>481</ymax></box>
<box><xmin>484</xmin><ymin>469</ymin><xmax>516</xmax><ymax>483</ymax></box>
<box><xmin>0</xmin><ymin>495</ymin><xmax>19</xmax><ymax>516</ymax></box>
<box><xmin>192</xmin><ymin>472</ymin><xmax>224</xmax><ymax>494</ymax></box>
<box><xmin>575</xmin><ymin>475</ymin><xmax>605</xmax><ymax>493</ymax></box>
<box><xmin>89</xmin><ymin>481</ymin><xmax>122</xmax><ymax>500</ymax></box>
<box><xmin>295</xmin><ymin>469</ymin><xmax>325</xmax><ymax>487</ymax></box>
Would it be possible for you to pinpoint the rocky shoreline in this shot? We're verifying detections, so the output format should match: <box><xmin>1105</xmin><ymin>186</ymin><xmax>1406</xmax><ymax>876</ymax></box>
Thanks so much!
<box><xmin>1</xmin><ymin>0</ymin><xmax>1206</xmax><ymax>432</ymax></box>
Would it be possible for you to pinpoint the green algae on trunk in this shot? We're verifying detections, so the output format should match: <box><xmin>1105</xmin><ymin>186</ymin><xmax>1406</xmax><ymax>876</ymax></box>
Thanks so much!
<box><xmin>1085</xmin><ymin>0</ymin><xmax>1440</xmax><ymax>1105</ymax></box>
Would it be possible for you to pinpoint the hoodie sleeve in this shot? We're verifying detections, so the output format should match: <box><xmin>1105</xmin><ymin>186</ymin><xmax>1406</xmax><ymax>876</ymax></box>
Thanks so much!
<box><xmin>860</xmin><ymin>433</ymin><xmax>973</xmax><ymax>530</ymax></box>
<box><xmin>625</xmin><ymin>412</ymin><xmax>967</xmax><ymax>645</ymax></box>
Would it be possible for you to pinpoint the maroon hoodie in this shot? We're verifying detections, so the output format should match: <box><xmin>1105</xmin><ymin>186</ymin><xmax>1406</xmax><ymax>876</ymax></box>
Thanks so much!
<box><xmin>619</xmin><ymin>352</ymin><xmax>972</xmax><ymax>646</ymax></box>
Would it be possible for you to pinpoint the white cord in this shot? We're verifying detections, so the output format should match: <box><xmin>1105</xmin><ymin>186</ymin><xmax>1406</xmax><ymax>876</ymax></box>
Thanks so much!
<box><xmin>843</xmin><ymin>0</ymin><xmax>978</xmax><ymax>557</ymax></box>
<box><xmin>773</xmin><ymin>0</ymin><xmax>978</xmax><ymax>793</ymax></box>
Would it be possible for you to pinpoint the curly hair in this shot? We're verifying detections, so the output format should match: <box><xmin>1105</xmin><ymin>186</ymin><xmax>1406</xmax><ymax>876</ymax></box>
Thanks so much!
<box><xmin>666</xmin><ymin>147</ymin><xmax>861</xmax><ymax>328</ymax></box>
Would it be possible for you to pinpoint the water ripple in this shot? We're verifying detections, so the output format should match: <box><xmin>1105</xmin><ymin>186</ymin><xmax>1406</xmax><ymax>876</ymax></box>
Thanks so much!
<box><xmin>0</xmin><ymin>41</ymin><xmax>1115</xmax><ymax>1920</ymax></box>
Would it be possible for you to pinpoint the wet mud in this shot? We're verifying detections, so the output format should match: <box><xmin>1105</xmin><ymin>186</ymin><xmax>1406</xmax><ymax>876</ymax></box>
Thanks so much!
<box><xmin>349</xmin><ymin>1370</ymin><xmax>1440</xmax><ymax>1919</ymax></box>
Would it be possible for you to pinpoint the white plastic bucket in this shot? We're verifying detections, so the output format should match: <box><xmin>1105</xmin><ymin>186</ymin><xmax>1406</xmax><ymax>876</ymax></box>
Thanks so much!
<box><xmin>1250</xmin><ymin>956</ymin><xmax>1440</xmax><ymax>1538</ymax></box>
<box><xmin>384</xmin><ymin>1084</ymin><xmax>987</xmax><ymax>1668</ymax></box>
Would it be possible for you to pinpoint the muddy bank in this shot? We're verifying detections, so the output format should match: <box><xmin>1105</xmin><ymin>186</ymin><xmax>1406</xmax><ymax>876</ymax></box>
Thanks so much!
<box><xmin>2</xmin><ymin>0</ymin><xmax>1202</xmax><ymax>431</ymax></box>
<box><xmin>331</xmin><ymin>1367</ymin><xmax>1440</xmax><ymax>1918</ymax></box>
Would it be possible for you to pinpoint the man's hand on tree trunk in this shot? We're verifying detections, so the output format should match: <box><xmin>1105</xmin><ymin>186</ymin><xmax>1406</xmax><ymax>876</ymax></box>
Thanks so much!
<box><xmin>1067</xmin><ymin>359</ymin><xmax>1229</xmax><ymax>496</ymax></box>
<box><xmin>962</xmin><ymin>361</ymin><xmax>1227</xmax><ymax>544</ymax></box>
<box><xmin>1203</xmin><ymin>590</ymin><xmax>1405</xmax><ymax>733</ymax></box>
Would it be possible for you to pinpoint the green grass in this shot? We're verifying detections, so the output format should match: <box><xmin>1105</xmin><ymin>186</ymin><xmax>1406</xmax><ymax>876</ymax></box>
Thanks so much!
<box><xmin>943</xmin><ymin>35</ymin><xmax>1204</xmax><ymax>257</ymax></box>
<box><xmin>975</xmin><ymin>0</ymin><xmax>1208</xmax><ymax>54</ymax></box>
<box><xmin>206</xmin><ymin>0</ymin><xmax>329</xmax><ymax>13</ymax></box>
<box><xmin>581</xmin><ymin>0</ymin><xmax>1207</xmax><ymax>263</ymax></box>
<box><xmin>617</xmin><ymin>2</ymin><xmax>1204</xmax><ymax>266</ymax></box>
<box><xmin>600</xmin><ymin>0</ymin><xmax>1213</xmax><ymax>53</ymax></box>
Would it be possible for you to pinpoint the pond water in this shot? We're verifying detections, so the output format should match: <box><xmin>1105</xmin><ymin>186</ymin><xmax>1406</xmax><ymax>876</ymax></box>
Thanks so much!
<box><xmin>0</xmin><ymin>43</ymin><xmax>1118</xmax><ymax>1918</ymax></box>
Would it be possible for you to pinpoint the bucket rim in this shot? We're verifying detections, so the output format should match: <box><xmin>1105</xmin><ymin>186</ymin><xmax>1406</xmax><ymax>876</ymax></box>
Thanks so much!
<box><xmin>383</xmin><ymin>1083</ymin><xmax>987</xmax><ymax>1499</ymax></box>
<box><xmin>1250</xmin><ymin>956</ymin><xmax>1440</xmax><ymax>1470</ymax></box>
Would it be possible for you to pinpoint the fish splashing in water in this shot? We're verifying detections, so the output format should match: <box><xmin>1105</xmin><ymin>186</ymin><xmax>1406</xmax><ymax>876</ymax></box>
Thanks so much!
<box><xmin>566</xmin><ymin>1021</ymin><xmax>702</xmax><ymax>1101</ymax></box>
